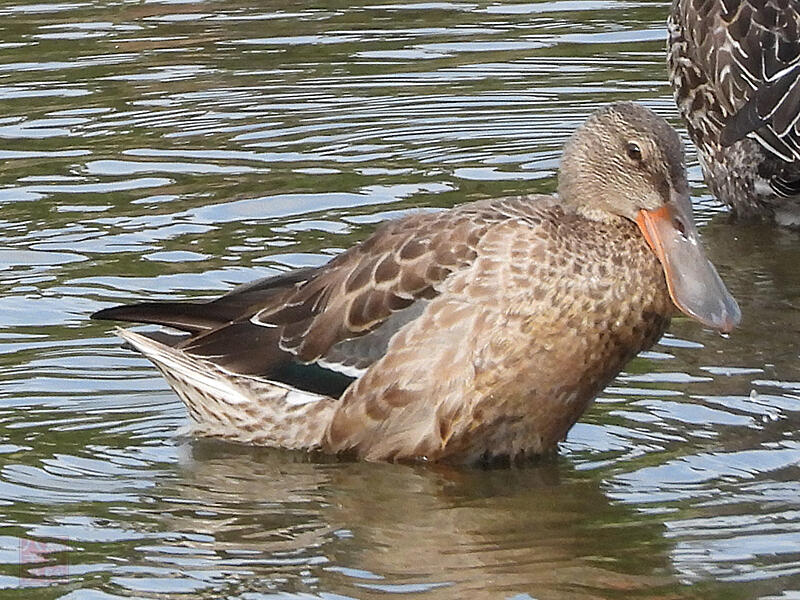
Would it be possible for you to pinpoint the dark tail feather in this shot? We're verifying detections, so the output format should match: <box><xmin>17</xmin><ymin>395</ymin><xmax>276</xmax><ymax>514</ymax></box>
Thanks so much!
<box><xmin>91</xmin><ymin>302</ymin><xmax>222</xmax><ymax>333</ymax></box>
<box><xmin>91</xmin><ymin>267</ymin><xmax>321</xmax><ymax>333</ymax></box>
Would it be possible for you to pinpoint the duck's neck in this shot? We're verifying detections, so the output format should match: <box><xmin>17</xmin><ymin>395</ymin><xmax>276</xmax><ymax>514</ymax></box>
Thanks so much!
<box><xmin>557</xmin><ymin>150</ymin><xmax>622</xmax><ymax>224</ymax></box>
<box><xmin>571</xmin><ymin>200</ymin><xmax>623</xmax><ymax>224</ymax></box>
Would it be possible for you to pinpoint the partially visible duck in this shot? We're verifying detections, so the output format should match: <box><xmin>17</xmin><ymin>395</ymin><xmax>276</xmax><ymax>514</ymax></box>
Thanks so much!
<box><xmin>92</xmin><ymin>102</ymin><xmax>740</xmax><ymax>464</ymax></box>
<box><xmin>668</xmin><ymin>0</ymin><xmax>800</xmax><ymax>224</ymax></box>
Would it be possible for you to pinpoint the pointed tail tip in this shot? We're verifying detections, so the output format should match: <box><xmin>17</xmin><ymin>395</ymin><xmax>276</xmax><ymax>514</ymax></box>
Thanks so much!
<box><xmin>91</xmin><ymin>302</ymin><xmax>171</xmax><ymax>323</ymax></box>
<box><xmin>92</xmin><ymin>303</ymin><xmax>158</xmax><ymax>323</ymax></box>
<box><xmin>91</xmin><ymin>305</ymin><xmax>123</xmax><ymax>321</ymax></box>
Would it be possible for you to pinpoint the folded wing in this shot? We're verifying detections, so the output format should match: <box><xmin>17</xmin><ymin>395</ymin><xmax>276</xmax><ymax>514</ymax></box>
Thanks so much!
<box><xmin>93</xmin><ymin>207</ymin><xmax>500</xmax><ymax>396</ymax></box>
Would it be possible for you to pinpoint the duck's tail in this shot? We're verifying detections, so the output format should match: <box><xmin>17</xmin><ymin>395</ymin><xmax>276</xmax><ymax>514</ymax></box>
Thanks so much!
<box><xmin>116</xmin><ymin>328</ymin><xmax>337</xmax><ymax>449</ymax></box>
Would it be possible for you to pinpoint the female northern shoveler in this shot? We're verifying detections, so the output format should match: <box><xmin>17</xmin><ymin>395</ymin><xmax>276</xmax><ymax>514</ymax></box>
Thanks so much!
<box><xmin>92</xmin><ymin>102</ymin><xmax>740</xmax><ymax>464</ymax></box>
<box><xmin>668</xmin><ymin>0</ymin><xmax>800</xmax><ymax>224</ymax></box>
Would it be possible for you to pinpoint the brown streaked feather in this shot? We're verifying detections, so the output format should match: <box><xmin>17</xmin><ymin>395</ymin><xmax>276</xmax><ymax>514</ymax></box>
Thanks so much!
<box><xmin>667</xmin><ymin>0</ymin><xmax>800</xmax><ymax>214</ymax></box>
<box><xmin>249</xmin><ymin>207</ymin><xmax>502</xmax><ymax>364</ymax></box>
<box><xmin>671</xmin><ymin>0</ymin><xmax>800</xmax><ymax>159</ymax></box>
<box><xmin>320</xmin><ymin>299</ymin><xmax>430</xmax><ymax>374</ymax></box>
<box><xmin>113</xmin><ymin>328</ymin><xmax>339</xmax><ymax>448</ymax></box>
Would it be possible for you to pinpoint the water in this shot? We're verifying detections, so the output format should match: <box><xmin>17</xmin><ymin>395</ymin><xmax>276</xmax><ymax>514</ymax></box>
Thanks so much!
<box><xmin>1</xmin><ymin>0</ymin><xmax>800</xmax><ymax>598</ymax></box>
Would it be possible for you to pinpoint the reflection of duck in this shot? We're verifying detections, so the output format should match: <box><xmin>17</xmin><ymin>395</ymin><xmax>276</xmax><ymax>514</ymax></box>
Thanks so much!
<box><xmin>156</xmin><ymin>443</ymin><xmax>676</xmax><ymax>600</ymax></box>
<box><xmin>92</xmin><ymin>102</ymin><xmax>739</xmax><ymax>463</ymax></box>
<box><xmin>668</xmin><ymin>0</ymin><xmax>800</xmax><ymax>223</ymax></box>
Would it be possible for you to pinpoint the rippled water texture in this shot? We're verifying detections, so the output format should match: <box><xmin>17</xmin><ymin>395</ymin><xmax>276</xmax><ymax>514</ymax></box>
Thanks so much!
<box><xmin>2</xmin><ymin>1</ymin><xmax>800</xmax><ymax>598</ymax></box>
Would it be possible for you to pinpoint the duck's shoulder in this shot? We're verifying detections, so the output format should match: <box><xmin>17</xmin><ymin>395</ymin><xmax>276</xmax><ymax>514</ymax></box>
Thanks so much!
<box><xmin>347</xmin><ymin>194</ymin><xmax>567</xmax><ymax>265</ymax></box>
<box><xmin>390</xmin><ymin>193</ymin><xmax>563</xmax><ymax>227</ymax></box>
<box><xmin>451</xmin><ymin>193</ymin><xmax>570</xmax><ymax>231</ymax></box>
<box><xmin>479</xmin><ymin>195</ymin><xmax>642</xmax><ymax>240</ymax></box>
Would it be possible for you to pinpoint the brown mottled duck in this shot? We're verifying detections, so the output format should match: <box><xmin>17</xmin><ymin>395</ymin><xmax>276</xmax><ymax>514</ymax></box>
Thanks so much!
<box><xmin>92</xmin><ymin>102</ymin><xmax>740</xmax><ymax>464</ymax></box>
<box><xmin>668</xmin><ymin>0</ymin><xmax>800</xmax><ymax>224</ymax></box>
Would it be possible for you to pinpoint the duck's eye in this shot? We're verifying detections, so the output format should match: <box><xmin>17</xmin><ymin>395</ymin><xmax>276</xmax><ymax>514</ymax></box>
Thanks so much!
<box><xmin>672</xmin><ymin>217</ymin><xmax>687</xmax><ymax>237</ymax></box>
<box><xmin>626</xmin><ymin>142</ymin><xmax>643</xmax><ymax>161</ymax></box>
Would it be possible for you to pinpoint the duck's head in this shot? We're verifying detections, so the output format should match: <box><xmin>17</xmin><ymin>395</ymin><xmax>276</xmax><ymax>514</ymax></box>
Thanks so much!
<box><xmin>558</xmin><ymin>102</ymin><xmax>741</xmax><ymax>333</ymax></box>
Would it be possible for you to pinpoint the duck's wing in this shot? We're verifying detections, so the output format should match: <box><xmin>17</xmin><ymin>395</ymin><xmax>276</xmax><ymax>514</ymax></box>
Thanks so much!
<box><xmin>92</xmin><ymin>204</ymin><xmax>505</xmax><ymax>391</ymax></box>
<box><xmin>688</xmin><ymin>0</ymin><xmax>800</xmax><ymax>163</ymax></box>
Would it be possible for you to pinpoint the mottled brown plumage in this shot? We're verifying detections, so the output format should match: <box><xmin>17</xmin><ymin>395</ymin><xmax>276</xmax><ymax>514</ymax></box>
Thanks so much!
<box><xmin>92</xmin><ymin>102</ymin><xmax>740</xmax><ymax>464</ymax></box>
<box><xmin>323</xmin><ymin>206</ymin><xmax>673</xmax><ymax>462</ymax></box>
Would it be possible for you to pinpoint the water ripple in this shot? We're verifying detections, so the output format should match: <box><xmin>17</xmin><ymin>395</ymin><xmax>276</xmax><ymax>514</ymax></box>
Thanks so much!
<box><xmin>2</xmin><ymin>0</ymin><xmax>799</xmax><ymax>598</ymax></box>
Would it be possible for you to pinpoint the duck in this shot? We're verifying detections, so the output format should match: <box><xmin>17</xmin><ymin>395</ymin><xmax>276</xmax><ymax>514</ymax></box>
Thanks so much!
<box><xmin>91</xmin><ymin>102</ymin><xmax>740</xmax><ymax>464</ymax></box>
<box><xmin>668</xmin><ymin>0</ymin><xmax>800</xmax><ymax>224</ymax></box>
